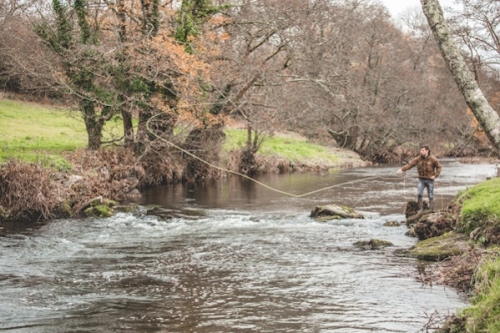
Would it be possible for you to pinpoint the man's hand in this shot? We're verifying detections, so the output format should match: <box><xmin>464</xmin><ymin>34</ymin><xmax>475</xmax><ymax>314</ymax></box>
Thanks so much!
<box><xmin>430</xmin><ymin>176</ymin><xmax>435</xmax><ymax>180</ymax></box>
<box><xmin>397</xmin><ymin>169</ymin><xmax>404</xmax><ymax>175</ymax></box>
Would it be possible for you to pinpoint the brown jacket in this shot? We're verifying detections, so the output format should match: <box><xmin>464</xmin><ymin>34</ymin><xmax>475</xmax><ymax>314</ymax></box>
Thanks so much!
<box><xmin>401</xmin><ymin>155</ymin><xmax>441</xmax><ymax>179</ymax></box>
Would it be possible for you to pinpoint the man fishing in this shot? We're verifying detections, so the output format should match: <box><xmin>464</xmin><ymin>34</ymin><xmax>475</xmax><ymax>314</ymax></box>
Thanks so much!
<box><xmin>397</xmin><ymin>145</ymin><xmax>442</xmax><ymax>212</ymax></box>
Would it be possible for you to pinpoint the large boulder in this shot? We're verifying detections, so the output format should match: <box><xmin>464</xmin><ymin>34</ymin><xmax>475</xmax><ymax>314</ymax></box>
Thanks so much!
<box><xmin>310</xmin><ymin>204</ymin><xmax>364</xmax><ymax>221</ymax></box>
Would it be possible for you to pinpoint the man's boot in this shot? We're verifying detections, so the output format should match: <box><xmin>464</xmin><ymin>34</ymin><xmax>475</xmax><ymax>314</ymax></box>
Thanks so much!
<box><xmin>429</xmin><ymin>200</ymin><xmax>435</xmax><ymax>212</ymax></box>
<box><xmin>417</xmin><ymin>198</ymin><xmax>423</xmax><ymax>212</ymax></box>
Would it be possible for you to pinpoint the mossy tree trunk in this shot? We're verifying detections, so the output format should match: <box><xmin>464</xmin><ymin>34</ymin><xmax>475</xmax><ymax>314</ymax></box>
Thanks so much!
<box><xmin>36</xmin><ymin>0</ymin><xmax>113</xmax><ymax>151</ymax></box>
<box><xmin>81</xmin><ymin>100</ymin><xmax>103</xmax><ymax>150</ymax></box>
<box><xmin>116</xmin><ymin>0</ymin><xmax>134</xmax><ymax>148</ymax></box>
<box><xmin>421</xmin><ymin>0</ymin><xmax>500</xmax><ymax>152</ymax></box>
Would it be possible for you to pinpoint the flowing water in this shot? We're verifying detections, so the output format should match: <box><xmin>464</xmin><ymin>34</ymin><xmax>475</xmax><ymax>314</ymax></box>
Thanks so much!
<box><xmin>0</xmin><ymin>159</ymin><xmax>497</xmax><ymax>332</ymax></box>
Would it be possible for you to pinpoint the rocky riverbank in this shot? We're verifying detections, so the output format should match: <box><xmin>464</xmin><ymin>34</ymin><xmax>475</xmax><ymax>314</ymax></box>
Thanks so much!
<box><xmin>398</xmin><ymin>178</ymin><xmax>500</xmax><ymax>332</ymax></box>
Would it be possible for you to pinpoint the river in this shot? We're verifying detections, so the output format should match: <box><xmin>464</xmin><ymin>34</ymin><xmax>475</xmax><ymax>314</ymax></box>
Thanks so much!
<box><xmin>0</xmin><ymin>159</ymin><xmax>497</xmax><ymax>332</ymax></box>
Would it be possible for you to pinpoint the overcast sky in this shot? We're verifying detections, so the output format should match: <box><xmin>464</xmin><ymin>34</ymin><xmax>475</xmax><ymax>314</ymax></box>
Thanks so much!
<box><xmin>379</xmin><ymin>0</ymin><xmax>458</xmax><ymax>19</ymax></box>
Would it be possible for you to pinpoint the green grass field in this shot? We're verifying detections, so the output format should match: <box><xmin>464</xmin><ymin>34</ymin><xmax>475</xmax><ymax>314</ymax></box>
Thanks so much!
<box><xmin>0</xmin><ymin>99</ymin><xmax>86</xmax><ymax>169</ymax></box>
<box><xmin>0</xmin><ymin>99</ymin><xmax>344</xmax><ymax>170</ymax></box>
<box><xmin>224</xmin><ymin>129</ymin><xmax>339</xmax><ymax>167</ymax></box>
<box><xmin>0</xmin><ymin>99</ymin><xmax>126</xmax><ymax>169</ymax></box>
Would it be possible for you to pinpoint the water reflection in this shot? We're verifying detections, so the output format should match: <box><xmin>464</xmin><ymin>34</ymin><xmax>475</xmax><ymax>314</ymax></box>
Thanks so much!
<box><xmin>139</xmin><ymin>159</ymin><xmax>497</xmax><ymax>214</ymax></box>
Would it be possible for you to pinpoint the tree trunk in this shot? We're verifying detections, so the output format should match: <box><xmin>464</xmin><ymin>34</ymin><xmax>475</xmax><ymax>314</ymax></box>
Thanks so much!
<box><xmin>81</xmin><ymin>100</ymin><xmax>102</xmax><ymax>150</ymax></box>
<box><xmin>121</xmin><ymin>107</ymin><xmax>134</xmax><ymax>147</ymax></box>
<box><xmin>420</xmin><ymin>0</ymin><xmax>500</xmax><ymax>152</ymax></box>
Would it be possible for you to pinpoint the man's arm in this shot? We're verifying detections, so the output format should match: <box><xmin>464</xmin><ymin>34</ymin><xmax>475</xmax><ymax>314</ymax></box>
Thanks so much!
<box><xmin>397</xmin><ymin>157</ymin><xmax>419</xmax><ymax>174</ymax></box>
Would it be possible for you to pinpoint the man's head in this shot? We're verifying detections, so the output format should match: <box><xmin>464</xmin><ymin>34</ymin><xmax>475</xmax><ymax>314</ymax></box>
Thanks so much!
<box><xmin>420</xmin><ymin>145</ymin><xmax>430</xmax><ymax>157</ymax></box>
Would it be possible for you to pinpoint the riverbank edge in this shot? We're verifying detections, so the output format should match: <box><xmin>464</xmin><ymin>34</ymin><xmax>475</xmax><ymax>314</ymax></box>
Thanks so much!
<box><xmin>0</xmin><ymin>142</ymin><xmax>369</xmax><ymax>230</ymax></box>
<box><xmin>403</xmin><ymin>178</ymin><xmax>500</xmax><ymax>333</ymax></box>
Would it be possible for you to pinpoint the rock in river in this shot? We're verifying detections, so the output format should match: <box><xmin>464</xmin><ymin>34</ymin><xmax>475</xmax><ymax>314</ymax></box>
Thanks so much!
<box><xmin>399</xmin><ymin>232</ymin><xmax>470</xmax><ymax>261</ymax></box>
<box><xmin>310</xmin><ymin>204</ymin><xmax>364</xmax><ymax>222</ymax></box>
<box><xmin>354</xmin><ymin>239</ymin><xmax>394</xmax><ymax>250</ymax></box>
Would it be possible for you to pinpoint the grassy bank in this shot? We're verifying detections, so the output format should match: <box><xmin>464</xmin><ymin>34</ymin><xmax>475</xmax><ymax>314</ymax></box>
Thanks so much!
<box><xmin>442</xmin><ymin>179</ymin><xmax>500</xmax><ymax>332</ymax></box>
<box><xmin>0</xmin><ymin>99</ymin><xmax>359</xmax><ymax>170</ymax></box>
<box><xmin>458</xmin><ymin>178</ymin><xmax>500</xmax><ymax>236</ymax></box>
<box><xmin>460</xmin><ymin>248</ymin><xmax>500</xmax><ymax>332</ymax></box>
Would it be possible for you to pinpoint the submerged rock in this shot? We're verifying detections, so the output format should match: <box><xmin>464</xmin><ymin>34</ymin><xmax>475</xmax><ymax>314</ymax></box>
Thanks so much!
<box><xmin>310</xmin><ymin>204</ymin><xmax>364</xmax><ymax>221</ymax></box>
<box><xmin>354</xmin><ymin>239</ymin><xmax>393</xmax><ymax>250</ymax></box>
<box><xmin>146</xmin><ymin>207</ymin><xmax>206</xmax><ymax>220</ymax></box>
<box><xmin>401</xmin><ymin>232</ymin><xmax>469</xmax><ymax>261</ymax></box>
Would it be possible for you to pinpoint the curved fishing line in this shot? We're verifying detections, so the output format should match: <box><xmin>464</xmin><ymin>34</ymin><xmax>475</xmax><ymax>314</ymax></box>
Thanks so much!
<box><xmin>146</xmin><ymin>110</ymin><xmax>403</xmax><ymax>198</ymax></box>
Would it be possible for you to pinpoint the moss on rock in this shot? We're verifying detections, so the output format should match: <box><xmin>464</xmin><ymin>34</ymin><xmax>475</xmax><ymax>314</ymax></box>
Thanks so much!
<box><xmin>84</xmin><ymin>204</ymin><xmax>114</xmax><ymax>218</ymax></box>
<box><xmin>407</xmin><ymin>232</ymin><xmax>469</xmax><ymax>261</ymax></box>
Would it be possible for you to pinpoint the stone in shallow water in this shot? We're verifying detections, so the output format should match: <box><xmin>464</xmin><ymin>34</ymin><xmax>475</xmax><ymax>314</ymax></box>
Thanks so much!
<box><xmin>353</xmin><ymin>239</ymin><xmax>394</xmax><ymax>250</ymax></box>
<box><xmin>310</xmin><ymin>204</ymin><xmax>364</xmax><ymax>221</ymax></box>
<box><xmin>383</xmin><ymin>220</ymin><xmax>401</xmax><ymax>227</ymax></box>
<box><xmin>84</xmin><ymin>204</ymin><xmax>114</xmax><ymax>218</ymax></box>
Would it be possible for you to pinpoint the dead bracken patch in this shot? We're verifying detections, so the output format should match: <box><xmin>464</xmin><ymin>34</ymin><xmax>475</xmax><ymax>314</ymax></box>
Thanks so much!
<box><xmin>0</xmin><ymin>160</ymin><xmax>61</xmax><ymax>222</ymax></box>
